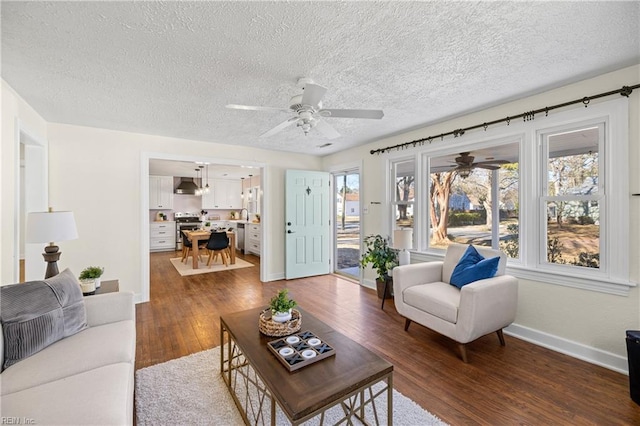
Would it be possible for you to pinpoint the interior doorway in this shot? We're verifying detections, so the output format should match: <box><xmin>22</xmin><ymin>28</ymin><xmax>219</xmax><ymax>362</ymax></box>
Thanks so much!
<box><xmin>17</xmin><ymin>125</ymin><xmax>48</xmax><ymax>283</ymax></box>
<box><xmin>333</xmin><ymin>170</ymin><xmax>361</xmax><ymax>280</ymax></box>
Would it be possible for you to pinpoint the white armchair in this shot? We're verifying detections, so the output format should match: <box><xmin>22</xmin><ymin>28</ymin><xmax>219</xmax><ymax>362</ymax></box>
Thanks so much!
<box><xmin>392</xmin><ymin>244</ymin><xmax>518</xmax><ymax>362</ymax></box>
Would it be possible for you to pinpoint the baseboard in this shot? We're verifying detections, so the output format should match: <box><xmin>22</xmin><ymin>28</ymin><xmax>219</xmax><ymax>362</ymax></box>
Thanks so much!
<box><xmin>266</xmin><ymin>272</ymin><xmax>285</xmax><ymax>281</ymax></box>
<box><xmin>505</xmin><ymin>323</ymin><xmax>629</xmax><ymax>375</ymax></box>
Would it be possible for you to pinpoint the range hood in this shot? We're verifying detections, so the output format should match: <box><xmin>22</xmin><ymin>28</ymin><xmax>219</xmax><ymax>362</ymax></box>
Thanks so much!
<box><xmin>175</xmin><ymin>178</ymin><xmax>199</xmax><ymax>195</ymax></box>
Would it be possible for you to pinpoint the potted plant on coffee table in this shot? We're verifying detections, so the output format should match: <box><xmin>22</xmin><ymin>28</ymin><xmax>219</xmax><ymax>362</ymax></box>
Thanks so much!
<box><xmin>269</xmin><ymin>289</ymin><xmax>297</xmax><ymax>323</ymax></box>
<box><xmin>360</xmin><ymin>235</ymin><xmax>398</xmax><ymax>299</ymax></box>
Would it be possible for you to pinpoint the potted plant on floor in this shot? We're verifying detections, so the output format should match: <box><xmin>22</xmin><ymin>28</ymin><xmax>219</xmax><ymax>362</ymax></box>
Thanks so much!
<box><xmin>78</xmin><ymin>266</ymin><xmax>104</xmax><ymax>295</ymax></box>
<box><xmin>360</xmin><ymin>235</ymin><xmax>398</xmax><ymax>299</ymax></box>
<box><xmin>269</xmin><ymin>289</ymin><xmax>297</xmax><ymax>323</ymax></box>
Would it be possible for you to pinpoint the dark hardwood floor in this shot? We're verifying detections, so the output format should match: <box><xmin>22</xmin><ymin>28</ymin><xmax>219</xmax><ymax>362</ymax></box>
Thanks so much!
<box><xmin>137</xmin><ymin>250</ymin><xmax>640</xmax><ymax>425</ymax></box>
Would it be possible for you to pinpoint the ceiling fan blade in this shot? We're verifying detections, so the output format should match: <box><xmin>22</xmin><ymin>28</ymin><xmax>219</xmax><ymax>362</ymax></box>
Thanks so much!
<box><xmin>315</xmin><ymin>120</ymin><xmax>341</xmax><ymax>140</ymax></box>
<box><xmin>473</xmin><ymin>159</ymin><xmax>510</xmax><ymax>166</ymax></box>
<box><xmin>301</xmin><ymin>83</ymin><xmax>327</xmax><ymax>107</ymax></box>
<box><xmin>320</xmin><ymin>109</ymin><xmax>384</xmax><ymax>119</ymax></box>
<box><xmin>259</xmin><ymin>117</ymin><xmax>298</xmax><ymax>138</ymax></box>
<box><xmin>226</xmin><ymin>104</ymin><xmax>291</xmax><ymax>113</ymax></box>
<box><xmin>474</xmin><ymin>164</ymin><xmax>501</xmax><ymax>170</ymax></box>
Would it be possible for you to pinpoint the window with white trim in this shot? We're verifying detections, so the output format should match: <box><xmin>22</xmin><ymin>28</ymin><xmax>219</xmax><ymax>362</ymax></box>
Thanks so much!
<box><xmin>389</xmin><ymin>98</ymin><xmax>631</xmax><ymax>294</ymax></box>
<box><xmin>541</xmin><ymin>124</ymin><xmax>603</xmax><ymax>269</ymax></box>
<box><xmin>391</xmin><ymin>158</ymin><xmax>415</xmax><ymax>231</ymax></box>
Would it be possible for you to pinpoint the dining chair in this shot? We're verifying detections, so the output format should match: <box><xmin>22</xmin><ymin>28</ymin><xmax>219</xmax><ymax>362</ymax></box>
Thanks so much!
<box><xmin>206</xmin><ymin>231</ymin><xmax>231</xmax><ymax>267</ymax></box>
<box><xmin>181</xmin><ymin>231</ymin><xmax>207</xmax><ymax>264</ymax></box>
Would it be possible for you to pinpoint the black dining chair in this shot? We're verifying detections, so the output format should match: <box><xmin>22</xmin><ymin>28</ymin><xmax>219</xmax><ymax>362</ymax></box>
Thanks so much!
<box><xmin>181</xmin><ymin>230</ymin><xmax>207</xmax><ymax>264</ymax></box>
<box><xmin>206</xmin><ymin>231</ymin><xmax>231</xmax><ymax>267</ymax></box>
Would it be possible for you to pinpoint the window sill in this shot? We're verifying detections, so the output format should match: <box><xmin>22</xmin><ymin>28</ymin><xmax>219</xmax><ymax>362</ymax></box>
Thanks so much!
<box><xmin>410</xmin><ymin>251</ymin><xmax>636</xmax><ymax>297</ymax></box>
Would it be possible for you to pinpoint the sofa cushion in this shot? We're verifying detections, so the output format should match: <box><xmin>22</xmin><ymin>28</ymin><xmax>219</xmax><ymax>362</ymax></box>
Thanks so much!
<box><xmin>450</xmin><ymin>245</ymin><xmax>499</xmax><ymax>289</ymax></box>
<box><xmin>404</xmin><ymin>282</ymin><xmax>460</xmax><ymax>323</ymax></box>
<box><xmin>1</xmin><ymin>319</ymin><xmax>135</xmax><ymax>395</ymax></box>
<box><xmin>1</xmin><ymin>269</ymin><xmax>87</xmax><ymax>370</ymax></box>
<box><xmin>1</xmin><ymin>362</ymin><xmax>133</xmax><ymax>425</ymax></box>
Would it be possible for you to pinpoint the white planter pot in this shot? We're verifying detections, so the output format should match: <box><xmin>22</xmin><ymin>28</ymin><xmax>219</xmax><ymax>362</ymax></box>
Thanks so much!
<box><xmin>95</xmin><ymin>277</ymin><xmax>101</xmax><ymax>288</ymax></box>
<box><xmin>79</xmin><ymin>279</ymin><xmax>96</xmax><ymax>295</ymax></box>
<box><xmin>272</xmin><ymin>309</ymin><xmax>292</xmax><ymax>323</ymax></box>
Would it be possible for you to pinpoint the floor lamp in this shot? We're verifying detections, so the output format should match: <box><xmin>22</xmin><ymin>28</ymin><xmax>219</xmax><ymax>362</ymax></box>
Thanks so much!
<box><xmin>26</xmin><ymin>208</ymin><xmax>78</xmax><ymax>279</ymax></box>
<box><xmin>394</xmin><ymin>229</ymin><xmax>413</xmax><ymax>266</ymax></box>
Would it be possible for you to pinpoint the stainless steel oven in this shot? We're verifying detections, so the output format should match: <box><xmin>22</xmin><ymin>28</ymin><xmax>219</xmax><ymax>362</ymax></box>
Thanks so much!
<box><xmin>174</xmin><ymin>212</ymin><xmax>202</xmax><ymax>250</ymax></box>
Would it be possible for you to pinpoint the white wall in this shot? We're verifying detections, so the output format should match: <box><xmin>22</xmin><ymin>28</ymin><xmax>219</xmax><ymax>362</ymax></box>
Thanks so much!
<box><xmin>322</xmin><ymin>65</ymin><xmax>640</xmax><ymax>371</ymax></box>
<box><xmin>45</xmin><ymin>123</ymin><xmax>322</xmax><ymax>298</ymax></box>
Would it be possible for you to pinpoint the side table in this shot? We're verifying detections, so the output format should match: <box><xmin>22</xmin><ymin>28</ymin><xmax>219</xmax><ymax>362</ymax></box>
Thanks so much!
<box><xmin>91</xmin><ymin>279</ymin><xmax>119</xmax><ymax>295</ymax></box>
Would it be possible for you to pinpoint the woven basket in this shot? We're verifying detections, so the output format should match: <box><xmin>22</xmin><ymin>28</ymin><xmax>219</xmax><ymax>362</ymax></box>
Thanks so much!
<box><xmin>258</xmin><ymin>309</ymin><xmax>302</xmax><ymax>337</ymax></box>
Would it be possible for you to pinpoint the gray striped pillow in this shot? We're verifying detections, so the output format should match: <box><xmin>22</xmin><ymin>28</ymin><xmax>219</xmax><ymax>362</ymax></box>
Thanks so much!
<box><xmin>1</xmin><ymin>268</ymin><xmax>88</xmax><ymax>369</ymax></box>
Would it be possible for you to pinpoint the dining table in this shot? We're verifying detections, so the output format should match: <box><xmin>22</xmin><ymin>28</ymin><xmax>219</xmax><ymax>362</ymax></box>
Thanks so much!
<box><xmin>184</xmin><ymin>230</ymin><xmax>236</xmax><ymax>269</ymax></box>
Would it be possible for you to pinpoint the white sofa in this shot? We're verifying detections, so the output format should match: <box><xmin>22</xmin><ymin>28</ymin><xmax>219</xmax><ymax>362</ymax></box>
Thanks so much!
<box><xmin>1</xmin><ymin>291</ymin><xmax>136</xmax><ymax>425</ymax></box>
<box><xmin>393</xmin><ymin>244</ymin><xmax>518</xmax><ymax>362</ymax></box>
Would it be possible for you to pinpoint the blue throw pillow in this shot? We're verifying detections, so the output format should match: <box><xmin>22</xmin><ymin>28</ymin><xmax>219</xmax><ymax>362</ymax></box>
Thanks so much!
<box><xmin>450</xmin><ymin>245</ymin><xmax>500</xmax><ymax>289</ymax></box>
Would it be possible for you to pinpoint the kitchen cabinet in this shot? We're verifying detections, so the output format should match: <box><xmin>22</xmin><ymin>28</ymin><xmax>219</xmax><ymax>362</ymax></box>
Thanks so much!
<box><xmin>150</xmin><ymin>221</ymin><xmax>176</xmax><ymax>251</ymax></box>
<box><xmin>246</xmin><ymin>223</ymin><xmax>261</xmax><ymax>256</ymax></box>
<box><xmin>149</xmin><ymin>175</ymin><xmax>174</xmax><ymax>210</ymax></box>
<box><xmin>202</xmin><ymin>179</ymin><xmax>242</xmax><ymax>209</ymax></box>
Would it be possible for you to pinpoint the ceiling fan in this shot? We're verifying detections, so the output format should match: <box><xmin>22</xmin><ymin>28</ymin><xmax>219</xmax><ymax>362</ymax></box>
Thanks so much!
<box><xmin>449</xmin><ymin>152</ymin><xmax>509</xmax><ymax>178</ymax></box>
<box><xmin>226</xmin><ymin>78</ymin><xmax>384</xmax><ymax>140</ymax></box>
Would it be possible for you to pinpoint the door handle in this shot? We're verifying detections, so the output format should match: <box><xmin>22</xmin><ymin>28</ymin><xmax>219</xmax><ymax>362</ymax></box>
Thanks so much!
<box><xmin>287</xmin><ymin>222</ymin><xmax>292</xmax><ymax>226</ymax></box>
<box><xmin>287</xmin><ymin>230</ymin><xmax>294</xmax><ymax>234</ymax></box>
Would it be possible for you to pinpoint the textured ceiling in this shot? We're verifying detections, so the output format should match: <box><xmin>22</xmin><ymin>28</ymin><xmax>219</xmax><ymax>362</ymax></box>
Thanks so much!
<box><xmin>2</xmin><ymin>1</ymin><xmax>639</xmax><ymax>156</ymax></box>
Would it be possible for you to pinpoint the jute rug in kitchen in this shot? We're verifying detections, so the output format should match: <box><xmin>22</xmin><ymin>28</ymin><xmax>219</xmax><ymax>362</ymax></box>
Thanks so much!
<box><xmin>169</xmin><ymin>257</ymin><xmax>254</xmax><ymax>276</ymax></box>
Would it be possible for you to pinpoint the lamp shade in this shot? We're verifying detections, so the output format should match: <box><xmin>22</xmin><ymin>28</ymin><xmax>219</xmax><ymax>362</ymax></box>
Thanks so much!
<box><xmin>393</xmin><ymin>229</ymin><xmax>413</xmax><ymax>250</ymax></box>
<box><xmin>26</xmin><ymin>211</ymin><xmax>78</xmax><ymax>244</ymax></box>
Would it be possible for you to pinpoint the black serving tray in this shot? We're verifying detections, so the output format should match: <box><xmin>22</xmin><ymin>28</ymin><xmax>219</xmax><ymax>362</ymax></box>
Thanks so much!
<box><xmin>267</xmin><ymin>330</ymin><xmax>335</xmax><ymax>371</ymax></box>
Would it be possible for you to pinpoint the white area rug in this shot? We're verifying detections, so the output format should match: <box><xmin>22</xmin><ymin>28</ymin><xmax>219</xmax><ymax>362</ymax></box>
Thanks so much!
<box><xmin>170</xmin><ymin>257</ymin><xmax>254</xmax><ymax>276</ymax></box>
<box><xmin>135</xmin><ymin>347</ymin><xmax>447</xmax><ymax>425</ymax></box>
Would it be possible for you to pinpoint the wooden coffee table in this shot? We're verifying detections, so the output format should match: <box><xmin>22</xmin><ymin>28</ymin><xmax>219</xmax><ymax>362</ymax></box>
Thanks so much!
<box><xmin>220</xmin><ymin>307</ymin><xmax>393</xmax><ymax>425</ymax></box>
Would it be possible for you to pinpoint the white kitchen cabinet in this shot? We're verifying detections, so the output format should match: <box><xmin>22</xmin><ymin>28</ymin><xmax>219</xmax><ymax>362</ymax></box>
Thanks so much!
<box><xmin>149</xmin><ymin>175</ymin><xmax>174</xmax><ymax>210</ymax></box>
<box><xmin>246</xmin><ymin>223</ymin><xmax>261</xmax><ymax>256</ymax></box>
<box><xmin>202</xmin><ymin>179</ymin><xmax>242</xmax><ymax>209</ymax></box>
<box><xmin>150</xmin><ymin>221</ymin><xmax>176</xmax><ymax>251</ymax></box>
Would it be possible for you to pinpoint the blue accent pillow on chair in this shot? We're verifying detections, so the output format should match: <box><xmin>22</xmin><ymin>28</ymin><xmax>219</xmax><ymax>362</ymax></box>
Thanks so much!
<box><xmin>450</xmin><ymin>245</ymin><xmax>500</xmax><ymax>289</ymax></box>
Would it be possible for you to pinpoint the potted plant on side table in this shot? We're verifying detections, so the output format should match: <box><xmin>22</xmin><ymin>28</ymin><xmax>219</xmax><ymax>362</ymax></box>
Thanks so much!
<box><xmin>269</xmin><ymin>289</ymin><xmax>297</xmax><ymax>323</ymax></box>
<box><xmin>360</xmin><ymin>235</ymin><xmax>398</xmax><ymax>300</ymax></box>
<box><xmin>78</xmin><ymin>266</ymin><xmax>104</xmax><ymax>295</ymax></box>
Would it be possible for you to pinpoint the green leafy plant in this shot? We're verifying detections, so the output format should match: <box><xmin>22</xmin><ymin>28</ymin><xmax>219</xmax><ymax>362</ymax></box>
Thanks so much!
<box><xmin>360</xmin><ymin>234</ymin><xmax>398</xmax><ymax>280</ymax></box>
<box><xmin>269</xmin><ymin>289</ymin><xmax>297</xmax><ymax>314</ymax></box>
<box><xmin>79</xmin><ymin>266</ymin><xmax>104</xmax><ymax>280</ymax></box>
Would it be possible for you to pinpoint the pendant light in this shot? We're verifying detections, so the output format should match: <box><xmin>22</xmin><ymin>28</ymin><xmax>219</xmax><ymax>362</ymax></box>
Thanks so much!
<box><xmin>204</xmin><ymin>164</ymin><xmax>210</xmax><ymax>194</ymax></box>
<box><xmin>194</xmin><ymin>168</ymin><xmax>202</xmax><ymax>196</ymax></box>
<box><xmin>198</xmin><ymin>165</ymin><xmax>205</xmax><ymax>195</ymax></box>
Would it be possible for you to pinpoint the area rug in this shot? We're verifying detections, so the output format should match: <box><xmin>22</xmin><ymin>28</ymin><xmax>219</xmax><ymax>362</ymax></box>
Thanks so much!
<box><xmin>170</xmin><ymin>257</ymin><xmax>254</xmax><ymax>276</ymax></box>
<box><xmin>135</xmin><ymin>347</ymin><xmax>447</xmax><ymax>425</ymax></box>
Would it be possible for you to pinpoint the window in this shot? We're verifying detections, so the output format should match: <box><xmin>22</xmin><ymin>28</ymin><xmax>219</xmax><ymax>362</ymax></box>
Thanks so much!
<box><xmin>390</xmin><ymin>98</ymin><xmax>630</xmax><ymax>295</ymax></box>
<box><xmin>427</xmin><ymin>142</ymin><xmax>520</xmax><ymax>254</ymax></box>
<box><xmin>391</xmin><ymin>159</ymin><xmax>415</xmax><ymax>231</ymax></box>
<box><xmin>542</xmin><ymin>125</ymin><xmax>602</xmax><ymax>269</ymax></box>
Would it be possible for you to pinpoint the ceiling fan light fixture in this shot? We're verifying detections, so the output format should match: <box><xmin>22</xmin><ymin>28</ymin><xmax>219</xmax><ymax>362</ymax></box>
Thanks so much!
<box><xmin>458</xmin><ymin>167</ymin><xmax>472</xmax><ymax>179</ymax></box>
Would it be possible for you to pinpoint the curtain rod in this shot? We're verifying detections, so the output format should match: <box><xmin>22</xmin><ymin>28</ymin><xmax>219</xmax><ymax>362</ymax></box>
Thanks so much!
<box><xmin>370</xmin><ymin>83</ymin><xmax>640</xmax><ymax>156</ymax></box>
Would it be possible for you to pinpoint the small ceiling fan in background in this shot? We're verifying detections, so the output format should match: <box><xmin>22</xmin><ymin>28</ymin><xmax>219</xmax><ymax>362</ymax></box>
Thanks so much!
<box><xmin>449</xmin><ymin>152</ymin><xmax>509</xmax><ymax>178</ymax></box>
<box><xmin>226</xmin><ymin>78</ymin><xmax>384</xmax><ymax>140</ymax></box>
